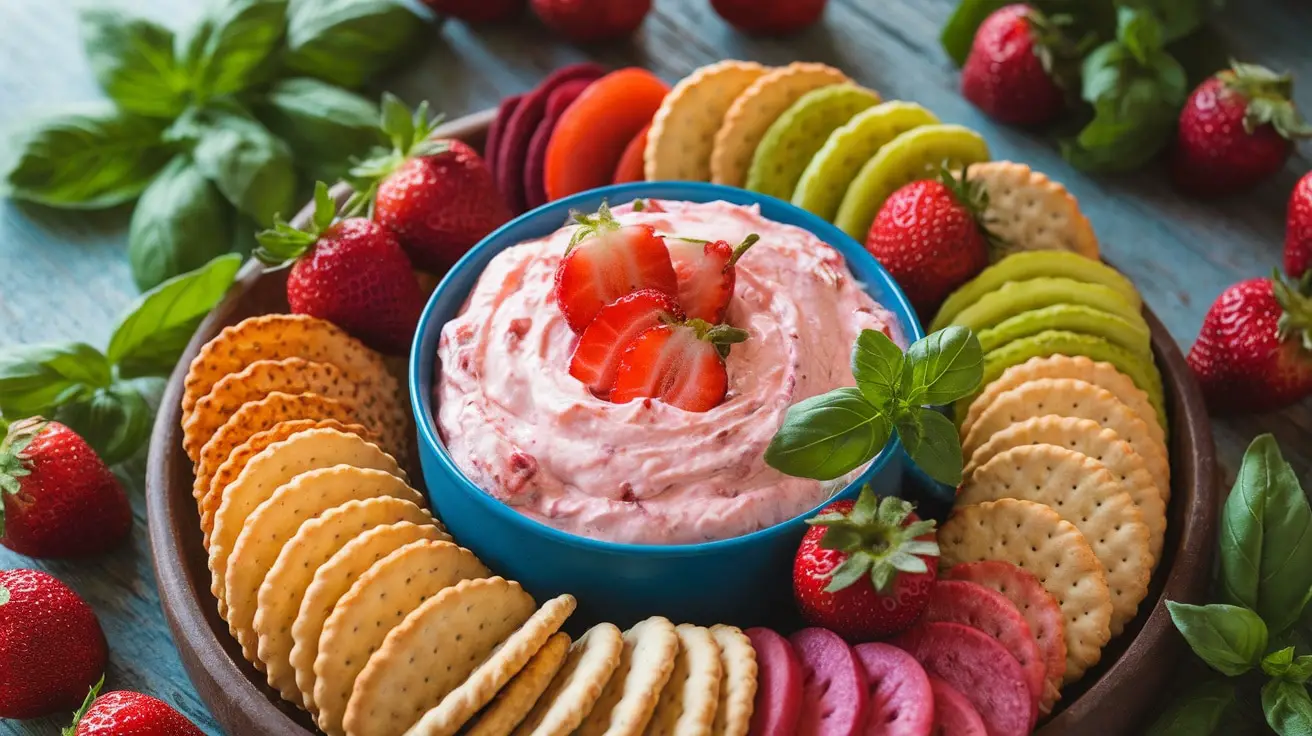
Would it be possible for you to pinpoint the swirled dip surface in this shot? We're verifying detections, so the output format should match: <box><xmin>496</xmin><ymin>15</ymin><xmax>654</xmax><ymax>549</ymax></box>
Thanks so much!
<box><xmin>435</xmin><ymin>200</ymin><xmax>902</xmax><ymax>544</ymax></box>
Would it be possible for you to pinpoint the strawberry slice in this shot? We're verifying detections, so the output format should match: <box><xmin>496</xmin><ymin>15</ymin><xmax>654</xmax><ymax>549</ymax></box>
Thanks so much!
<box><xmin>569</xmin><ymin>289</ymin><xmax>685</xmax><ymax>398</ymax></box>
<box><xmin>667</xmin><ymin>234</ymin><xmax>758</xmax><ymax>322</ymax></box>
<box><xmin>553</xmin><ymin>203</ymin><xmax>678</xmax><ymax>333</ymax></box>
<box><xmin>611</xmin><ymin>319</ymin><xmax>749</xmax><ymax>412</ymax></box>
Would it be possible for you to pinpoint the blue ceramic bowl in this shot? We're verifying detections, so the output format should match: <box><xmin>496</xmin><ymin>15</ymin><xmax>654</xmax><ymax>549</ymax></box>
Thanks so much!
<box><xmin>410</xmin><ymin>182</ymin><xmax>926</xmax><ymax>628</ymax></box>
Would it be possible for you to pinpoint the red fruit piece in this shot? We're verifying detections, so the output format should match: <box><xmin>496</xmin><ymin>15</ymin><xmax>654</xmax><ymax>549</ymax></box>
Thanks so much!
<box><xmin>67</xmin><ymin>681</ymin><xmax>204</xmax><ymax>736</ymax></box>
<box><xmin>1286</xmin><ymin>171</ymin><xmax>1312</xmax><ymax>279</ymax></box>
<box><xmin>422</xmin><ymin>0</ymin><xmax>523</xmax><ymax>23</ymax></box>
<box><xmin>792</xmin><ymin>488</ymin><xmax>939</xmax><ymax>642</ymax></box>
<box><xmin>552</xmin><ymin>203</ymin><xmax>678</xmax><ymax>333</ymax></box>
<box><xmin>612</xmin><ymin>123</ymin><xmax>651</xmax><ymax>184</ymax></box>
<box><xmin>0</xmin><ymin>569</ymin><xmax>107</xmax><ymax>720</ymax></box>
<box><xmin>530</xmin><ymin>0</ymin><xmax>651</xmax><ymax>43</ymax></box>
<box><xmin>544</xmin><ymin>68</ymin><xmax>670</xmax><ymax>201</ymax></box>
<box><xmin>667</xmin><ymin>234</ymin><xmax>758</xmax><ymax>323</ymax></box>
<box><xmin>790</xmin><ymin>627</ymin><xmax>869</xmax><ymax>736</ymax></box>
<box><xmin>892</xmin><ymin>622</ymin><xmax>1035</xmax><ymax>736</ymax></box>
<box><xmin>569</xmin><ymin>289</ymin><xmax>684</xmax><ymax>397</ymax></box>
<box><xmin>851</xmin><ymin>642</ymin><xmax>934</xmax><ymax>736</ymax></box>
<box><xmin>0</xmin><ymin>419</ymin><xmax>131</xmax><ymax>558</ymax></box>
<box><xmin>927</xmin><ymin>677</ymin><xmax>988</xmax><ymax>736</ymax></box>
<box><xmin>960</xmin><ymin>4</ymin><xmax>1072</xmax><ymax>127</ymax></box>
<box><xmin>1172</xmin><ymin>61</ymin><xmax>1312</xmax><ymax>197</ymax></box>
<box><xmin>524</xmin><ymin>78</ymin><xmax>595</xmax><ymax>210</ymax></box>
<box><xmin>745</xmin><ymin>628</ymin><xmax>804</xmax><ymax>736</ymax></box>
<box><xmin>486</xmin><ymin>93</ymin><xmax>523</xmax><ymax>186</ymax></box>
<box><xmin>610</xmin><ymin>319</ymin><xmax>748</xmax><ymax>412</ymax></box>
<box><xmin>710</xmin><ymin>0</ymin><xmax>827</xmax><ymax>35</ymax></box>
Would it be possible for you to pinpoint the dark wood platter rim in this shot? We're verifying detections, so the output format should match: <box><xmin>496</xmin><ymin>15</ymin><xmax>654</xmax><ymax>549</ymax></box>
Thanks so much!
<box><xmin>146</xmin><ymin>108</ymin><xmax>1218</xmax><ymax>736</ymax></box>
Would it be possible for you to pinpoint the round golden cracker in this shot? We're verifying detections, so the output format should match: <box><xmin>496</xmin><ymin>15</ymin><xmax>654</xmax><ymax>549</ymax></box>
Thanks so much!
<box><xmin>342</xmin><ymin>577</ymin><xmax>536</xmax><ymax>736</ymax></box>
<box><xmin>466</xmin><ymin>631</ymin><xmax>572</xmax><ymax>736</ymax></box>
<box><xmin>315</xmin><ymin>541</ymin><xmax>490</xmax><ymax>736</ymax></box>
<box><xmin>644</xmin><ymin>60</ymin><xmax>768</xmax><ymax>181</ymax></box>
<box><xmin>646</xmin><ymin>624</ymin><xmax>722</xmax><ymax>736</ymax></box>
<box><xmin>958</xmin><ymin>445</ymin><xmax>1152</xmax><ymax>637</ymax></box>
<box><xmin>292</xmin><ymin>522</ymin><xmax>447</xmax><ymax>714</ymax></box>
<box><xmin>182</xmin><ymin>313</ymin><xmax>399</xmax><ymax>424</ymax></box>
<box><xmin>577</xmin><ymin>616</ymin><xmax>679</xmax><ymax>736</ymax></box>
<box><xmin>961</xmin><ymin>377</ymin><xmax>1170</xmax><ymax>498</ymax></box>
<box><xmin>709</xmin><ymin>63</ymin><xmax>849</xmax><ymax>188</ymax></box>
<box><xmin>966</xmin><ymin>161</ymin><xmax>1099</xmax><ymax>261</ymax></box>
<box><xmin>961</xmin><ymin>354</ymin><xmax>1165</xmax><ymax>451</ymax></box>
<box><xmin>208</xmin><ymin>428</ymin><xmax>406</xmax><ymax>614</ymax></box>
<box><xmin>514</xmin><ymin>623</ymin><xmax>625</xmax><ymax>736</ymax></box>
<box><xmin>708</xmin><ymin>625</ymin><xmax>756</xmax><ymax>736</ymax></box>
<box><xmin>406</xmin><ymin>595</ymin><xmax>578</xmax><ymax>736</ymax></box>
<box><xmin>940</xmin><ymin>499</ymin><xmax>1112</xmax><ymax>684</ymax></box>
<box><xmin>195</xmin><ymin>415</ymin><xmax>368</xmax><ymax>506</ymax></box>
<box><xmin>965</xmin><ymin>415</ymin><xmax>1167</xmax><ymax>562</ymax></box>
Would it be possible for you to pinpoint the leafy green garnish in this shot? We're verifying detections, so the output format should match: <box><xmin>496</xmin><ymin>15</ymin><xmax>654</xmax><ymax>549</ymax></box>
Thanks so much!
<box><xmin>128</xmin><ymin>155</ymin><xmax>234</xmax><ymax>290</ymax></box>
<box><xmin>1166</xmin><ymin>601</ymin><xmax>1269</xmax><ymax>677</ymax></box>
<box><xmin>1145</xmin><ymin>679</ymin><xmax>1237</xmax><ymax>735</ymax></box>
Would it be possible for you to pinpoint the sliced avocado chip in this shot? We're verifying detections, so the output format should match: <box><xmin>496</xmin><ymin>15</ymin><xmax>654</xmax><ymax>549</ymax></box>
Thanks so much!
<box><xmin>945</xmin><ymin>277</ymin><xmax>1148</xmax><ymax>336</ymax></box>
<box><xmin>930</xmin><ymin>251</ymin><xmax>1141</xmax><ymax>332</ymax></box>
<box><xmin>978</xmin><ymin>304</ymin><xmax>1153</xmax><ymax>359</ymax></box>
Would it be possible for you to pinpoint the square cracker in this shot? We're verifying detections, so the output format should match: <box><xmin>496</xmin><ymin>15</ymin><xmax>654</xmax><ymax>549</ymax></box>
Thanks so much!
<box><xmin>576</xmin><ymin>617</ymin><xmax>679</xmax><ymax>736</ymax></box>
<box><xmin>465</xmin><ymin>631</ymin><xmax>572</xmax><ymax>736</ymax></box>
<box><xmin>514</xmin><ymin>623</ymin><xmax>624</xmax><ymax>736</ymax></box>
<box><xmin>644</xmin><ymin>60</ymin><xmax>768</xmax><ymax>181</ymax></box>
<box><xmin>709</xmin><ymin>625</ymin><xmax>756</xmax><ymax>736</ymax></box>
<box><xmin>645</xmin><ymin>624</ymin><xmax>722</xmax><ymax>736</ymax></box>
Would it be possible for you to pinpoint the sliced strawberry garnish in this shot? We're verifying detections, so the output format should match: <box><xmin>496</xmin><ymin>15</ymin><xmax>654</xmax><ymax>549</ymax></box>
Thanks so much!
<box><xmin>611</xmin><ymin>319</ymin><xmax>749</xmax><ymax>412</ymax></box>
<box><xmin>667</xmin><ymin>234</ymin><xmax>758</xmax><ymax>322</ymax></box>
<box><xmin>553</xmin><ymin>203</ymin><xmax>678</xmax><ymax>333</ymax></box>
<box><xmin>569</xmin><ymin>289</ymin><xmax>685</xmax><ymax>398</ymax></box>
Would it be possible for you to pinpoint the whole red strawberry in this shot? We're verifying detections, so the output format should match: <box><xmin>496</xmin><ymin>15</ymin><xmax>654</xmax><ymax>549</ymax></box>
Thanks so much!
<box><xmin>422</xmin><ymin>0</ymin><xmax>523</xmax><ymax>23</ymax></box>
<box><xmin>709</xmin><ymin>0</ymin><xmax>826</xmax><ymax>35</ymax></box>
<box><xmin>0</xmin><ymin>419</ymin><xmax>130</xmax><ymax>558</ymax></box>
<box><xmin>1187</xmin><ymin>274</ymin><xmax>1312</xmax><ymax>414</ymax></box>
<box><xmin>65</xmin><ymin>680</ymin><xmax>204</xmax><ymax>736</ymax></box>
<box><xmin>866</xmin><ymin>167</ymin><xmax>992</xmax><ymax>318</ymax></box>
<box><xmin>256</xmin><ymin>183</ymin><xmax>426</xmax><ymax>355</ymax></box>
<box><xmin>529</xmin><ymin>0</ymin><xmax>651</xmax><ymax>43</ymax></box>
<box><xmin>961</xmin><ymin>4</ymin><xmax>1071</xmax><ymax>126</ymax></box>
<box><xmin>0</xmin><ymin>569</ymin><xmax>107</xmax><ymax>719</ymax></box>
<box><xmin>1173</xmin><ymin>62</ymin><xmax>1312</xmax><ymax>197</ymax></box>
<box><xmin>793</xmin><ymin>488</ymin><xmax>939</xmax><ymax>642</ymax></box>
<box><xmin>1286</xmin><ymin>171</ymin><xmax>1312</xmax><ymax>279</ymax></box>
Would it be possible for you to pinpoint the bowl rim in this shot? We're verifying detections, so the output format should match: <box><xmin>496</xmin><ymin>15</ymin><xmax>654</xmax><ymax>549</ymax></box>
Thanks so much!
<box><xmin>408</xmin><ymin>180</ymin><xmax>927</xmax><ymax>555</ymax></box>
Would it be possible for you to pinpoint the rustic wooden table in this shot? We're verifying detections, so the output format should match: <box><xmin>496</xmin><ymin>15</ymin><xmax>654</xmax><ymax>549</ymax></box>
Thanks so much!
<box><xmin>1</xmin><ymin>0</ymin><xmax>1309</xmax><ymax>733</ymax></box>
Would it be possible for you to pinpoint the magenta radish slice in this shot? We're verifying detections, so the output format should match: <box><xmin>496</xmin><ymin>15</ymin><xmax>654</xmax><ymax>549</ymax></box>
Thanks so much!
<box><xmin>852</xmin><ymin>643</ymin><xmax>933</xmax><ymax>735</ymax></box>
<box><xmin>746</xmin><ymin>627</ymin><xmax>803</xmax><ymax>736</ymax></box>
<box><xmin>523</xmin><ymin>78</ymin><xmax>593</xmax><ymax>211</ymax></box>
<box><xmin>486</xmin><ymin>93</ymin><xmax>521</xmax><ymax>186</ymax></box>
<box><xmin>790</xmin><ymin>627</ymin><xmax>869</xmax><ymax>736</ymax></box>
<box><xmin>928</xmin><ymin>677</ymin><xmax>988</xmax><ymax>736</ymax></box>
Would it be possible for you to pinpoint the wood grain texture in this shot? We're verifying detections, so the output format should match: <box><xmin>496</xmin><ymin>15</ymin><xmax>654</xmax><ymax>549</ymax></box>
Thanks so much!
<box><xmin>0</xmin><ymin>0</ymin><xmax>1308</xmax><ymax>733</ymax></box>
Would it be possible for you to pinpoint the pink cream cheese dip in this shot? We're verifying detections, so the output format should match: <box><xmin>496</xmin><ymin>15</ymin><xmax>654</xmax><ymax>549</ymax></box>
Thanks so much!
<box><xmin>435</xmin><ymin>199</ymin><xmax>903</xmax><ymax>544</ymax></box>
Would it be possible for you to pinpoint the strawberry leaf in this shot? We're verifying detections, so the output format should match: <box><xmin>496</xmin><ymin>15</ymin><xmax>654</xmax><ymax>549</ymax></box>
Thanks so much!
<box><xmin>826</xmin><ymin>553</ymin><xmax>874</xmax><ymax>593</ymax></box>
<box><xmin>0</xmin><ymin>584</ymin><xmax>8</xmax><ymax>606</ymax></box>
<box><xmin>254</xmin><ymin>181</ymin><xmax>334</xmax><ymax>266</ymax></box>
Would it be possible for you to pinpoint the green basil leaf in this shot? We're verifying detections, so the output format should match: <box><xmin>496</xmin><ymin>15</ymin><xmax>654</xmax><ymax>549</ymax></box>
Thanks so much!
<box><xmin>1120</xmin><ymin>0</ymin><xmax>1215</xmax><ymax>43</ymax></box>
<box><xmin>1064</xmin><ymin>68</ymin><xmax>1181</xmax><ymax>172</ymax></box>
<box><xmin>765</xmin><ymin>387</ymin><xmax>891</xmax><ymax>481</ymax></box>
<box><xmin>895</xmin><ymin>407</ymin><xmax>963</xmax><ymax>486</ymax></box>
<box><xmin>1263</xmin><ymin>679</ymin><xmax>1312</xmax><ymax>736</ymax></box>
<box><xmin>1080</xmin><ymin>42</ymin><xmax>1132</xmax><ymax>104</ymax></box>
<box><xmin>54</xmin><ymin>383</ymin><xmax>153</xmax><ymax>466</ymax></box>
<box><xmin>2</xmin><ymin>107</ymin><xmax>171</xmax><ymax>209</ymax></box>
<box><xmin>902</xmin><ymin>326</ymin><xmax>983</xmax><ymax>406</ymax></box>
<box><xmin>255</xmin><ymin>78</ymin><xmax>383</xmax><ymax>180</ymax></box>
<box><xmin>129</xmin><ymin>155</ymin><xmax>234</xmax><ymax>290</ymax></box>
<box><xmin>284</xmin><ymin>0</ymin><xmax>429</xmax><ymax>89</ymax></box>
<box><xmin>108</xmin><ymin>253</ymin><xmax>243</xmax><ymax>377</ymax></box>
<box><xmin>1146</xmin><ymin>679</ymin><xmax>1236</xmax><ymax>736</ymax></box>
<box><xmin>179</xmin><ymin>0</ymin><xmax>288</xmax><ymax>100</ymax></box>
<box><xmin>79</xmin><ymin>8</ymin><xmax>189</xmax><ymax>118</ymax></box>
<box><xmin>1262</xmin><ymin>647</ymin><xmax>1312</xmax><ymax>683</ymax></box>
<box><xmin>1165</xmin><ymin>601</ymin><xmax>1268</xmax><ymax>676</ymax></box>
<box><xmin>0</xmin><ymin>343</ymin><xmax>112</xmax><ymax>418</ymax></box>
<box><xmin>939</xmin><ymin>0</ymin><xmax>1011</xmax><ymax>66</ymax></box>
<box><xmin>1219</xmin><ymin>435</ymin><xmax>1312</xmax><ymax>635</ymax></box>
<box><xmin>851</xmin><ymin>329</ymin><xmax>903</xmax><ymax>409</ymax></box>
<box><xmin>172</xmin><ymin>103</ymin><xmax>295</xmax><ymax>226</ymax></box>
<box><xmin>1117</xmin><ymin>6</ymin><xmax>1163</xmax><ymax>64</ymax></box>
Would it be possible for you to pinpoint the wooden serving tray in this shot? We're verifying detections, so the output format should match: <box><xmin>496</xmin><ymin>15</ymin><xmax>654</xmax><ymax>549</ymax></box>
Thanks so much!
<box><xmin>146</xmin><ymin>108</ymin><xmax>1217</xmax><ymax>736</ymax></box>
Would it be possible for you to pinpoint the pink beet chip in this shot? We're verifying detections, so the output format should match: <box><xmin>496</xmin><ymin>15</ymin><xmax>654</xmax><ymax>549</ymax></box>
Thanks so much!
<box><xmin>523</xmin><ymin>78</ymin><xmax>594</xmax><ymax>211</ymax></box>
<box><xmin>892</xmin><ymin>622</ymin><xmax>1034</xmax><ymax>736</ymax></box>
<box><xmin>928</xmin><ymin>677</ymin><xmax>988</xmax><ymax>736</ymax></box>
<box><xmin>486</xmin><ymin>94</ymin><xmax>522</xmax><ymax>186</ymax></box>
<box><xmin>852</xmin><ymin>643</ymin><xmax>933</xmax><ymax>736</ymax></box>
<box><xmin>790</xmin><ymin>627</ymin><xmax>869</xmax><ymax>736</ymax></box>
<box><xmin>746</xmin><ymin>627</ymin><xmax>803</xmax><ymax>736</ymax></box>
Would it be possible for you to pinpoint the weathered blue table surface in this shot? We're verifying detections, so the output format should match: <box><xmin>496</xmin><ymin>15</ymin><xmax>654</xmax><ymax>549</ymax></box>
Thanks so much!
<box><xmin>1</xmin><ymin>0</ymin><xmax>1309</xmax><ymax>733</ymax></box>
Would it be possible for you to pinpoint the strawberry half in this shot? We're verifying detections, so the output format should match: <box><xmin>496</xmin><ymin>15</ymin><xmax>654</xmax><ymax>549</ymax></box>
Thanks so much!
<box><xmin>569</xmin><ymin>289</ymin><xmax>685</xmax><ymax>398</ymax></box>
<box><xmin>667</xmin><ymin>234</ymin><xmax>758</xmax><ymax>322</ymax></box>
<box><xmin>611</xmin><ymin>319</ymin><xmax>749</xmax><ymax>412</ymax></box>
<box><xmin>553</xmin><ymin>203</ymin><xmax>678</xmax><ymax>333</ymax></box>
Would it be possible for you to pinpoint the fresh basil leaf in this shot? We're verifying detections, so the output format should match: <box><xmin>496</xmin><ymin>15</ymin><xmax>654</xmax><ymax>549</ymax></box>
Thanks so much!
<box><xmin>1081</xmin><ymin>42</ymin><xmax>1132</xmax><ymax>104</ymax></box>
<box><xmin>1117</xmin><ymin>6</ymin><xmax>1162</xmax><ymax>64</ymax></box>
<box><xmin>939</xmin><ymin>0</ymin><xmax>1010</xmax><ymax>66</ymax></box>
<box><xmin>255</xmin><ymin>78</ymin><xmax>383</xmax><ymax>180</ymax></box>
<box><xmin>895</xmin><ymin>407</ymin><xmax>963</xmax><ymax>486</ymax></box>
<box><xmin>902</xmin><ymin>326</ymin><xmax>983</xmax><ymax>406</ymax></box>
<box><xmin>171</xmin><ymin>103</ymin><xmax>295</xmax><ymax>226</ymax></box>
<box><xmin>0</xmin><ymin>343</ymin><xmax>112</xmax><ymax>418</ymax></box>
<box><xmin>55</xmin><ymin>383</ymin><xmax>153</xmax><ymax>465</ymax></box>
<box><xmin>108</xmin><ymin>253</ymin><xmax>243</xmax><ymax>377</ymax></box>
<box><xmin>1165</xmin><ymin>601</ymin><xmax>1268</xmax><ymax>676</ymax></box>
<box><xmin>851</xmin><ymin>329</ymin><xmax>903</xmax><ymax>409</ymax></box>
<box><xmin>79</xmin><ymin>8</ymin><xmax>188</xmax><ymax>118</ymax></box>
<box><xmin>1219</xmin><ymin>435</ymin><xmax>1312</xmax><ymax>635</ymax></box>
<box><xmin>129</xmin><ymin>155</ymin><xmax>234</xmax><ymax>290</ymax></box>
<box><xmin>1263</xmin><ymin>679</ymin><xmax>1312</xmax><ymax>736</ymax></box>
<box><xmin>284</xmin><ymin>0</ymin><xmax>429</xmax><ymax>89</ymax></box>
<box><xmin>1120</xmin><ymin>0</ymin><xmax>1216</xmax><ymax>43</ymax></box>
<box><xmin>179</xmin><ymin>0</ymin><xmax>288</xmax><ymax>100</ymax></box>
<box><xmin>765</xmin><ymin>387</ymin><xmax>891</xmax><ymax>481</ymax></box>
<box><xmin>1146</xmin><ymin>679</ymin><xmax>1236</xmax><ymax>736</ymax></box>
<box><xmin>2</xmin><ymin>107</ymin><xmax>171</xmax><ymax>209</ymax></box>
<box><xmin>1262</xmin><ymin>647</ymin><xmax>1312</xmax><ymax>683</ymax></box>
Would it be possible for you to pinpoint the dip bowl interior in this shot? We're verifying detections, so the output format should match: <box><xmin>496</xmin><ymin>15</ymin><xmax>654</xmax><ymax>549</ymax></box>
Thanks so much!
<box><xmin>410</xmin><ymin>181</ymin><xmax>927</xmax><ymax>628</ymax></box>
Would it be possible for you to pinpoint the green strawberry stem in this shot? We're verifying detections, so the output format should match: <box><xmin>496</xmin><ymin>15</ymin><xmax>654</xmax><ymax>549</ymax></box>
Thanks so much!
<box><xmin>1274</xmin><ymin>270</ymin><xmax>1312</xmax><ymax>352</ymax></box>
<box><xmin>61</xmin><ymin>675</ymin><xmax>105</xmax><ymax>736</ymax></box>
<box><xmin>730</xmin><ymin>234</ymin><xmax>760</xmax><ymax>265</ymax></box>
<box><xmin>344</xmin><ymin>94</ymin><xmax>449</xmax><ymax>218</ymax></box>
<box><xmin>808</xmin><ymin>486</ymin><xmax>939</xmax><ymax>594</ymax></box>
<box><xmin>253</xmin><ymin>182</ymin><xmax>338</xmax><ymax>268</ymax></box>
<box><xmin>939</xmin><ymin>162</ymin><xmax>1006</xmax><ymax>253</ymax></box>
<box><xmin>1223</xmin><ymin>61</ymin><xmax>1312</xmax><ymax>139</ymax></box>
<box><xmin>0</xmin><ymin>417</ymin><xmax>46</xmax><ymax>538</ymax></box>
<box><xmin>567</xmin><ymin>202</ymin><xmax>623</xmax><ymax>251</ymax></box>
<box><xmin>1025</xmin><ymin>9</ymin><xmax>1094</xmax><ymax>93</ymax></box>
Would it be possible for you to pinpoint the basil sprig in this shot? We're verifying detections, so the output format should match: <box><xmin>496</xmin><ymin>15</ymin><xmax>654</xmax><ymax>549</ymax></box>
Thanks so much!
<box><xmin>765</xmin><ymin>326</ymin><xmax>983</xmax><ymax>486</ymax></box>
